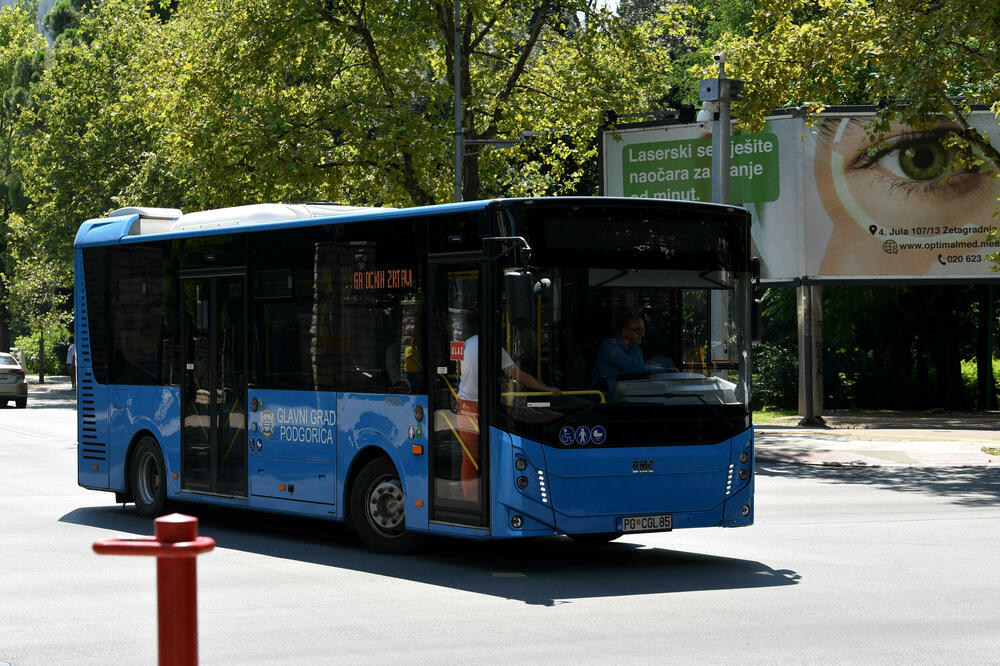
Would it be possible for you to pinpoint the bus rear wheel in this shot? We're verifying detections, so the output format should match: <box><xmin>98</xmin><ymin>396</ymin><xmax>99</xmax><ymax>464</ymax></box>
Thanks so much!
<box><xmin>350</xmin><ymin>457</ymin><xmax>426</xmax><ymax>554</ymax></box>
<box><xmin>130</xmin><ymin>437</ymin><xmax>167</xmax><ymax>518</ymax></box>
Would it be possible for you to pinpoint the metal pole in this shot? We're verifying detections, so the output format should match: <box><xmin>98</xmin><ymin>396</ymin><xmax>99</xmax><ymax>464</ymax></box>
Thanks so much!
<box><xmin>453</xmin><ymin>0</ymin><xmax>463</xmax><ymax>202</ymax></box>
<box><xmin>155</xmin><ymin>516</ymin><xmax>201</xmax><ymax>666</ymax></box>
<box><xmin>94</xmin><ymin>514</ymin><xmax>215</xmax><ymax>666</ymax></box>
<box><xmin>712</xmin><ymin>56</ymin><xmax>731</xmax><ymax>205</ymax></box>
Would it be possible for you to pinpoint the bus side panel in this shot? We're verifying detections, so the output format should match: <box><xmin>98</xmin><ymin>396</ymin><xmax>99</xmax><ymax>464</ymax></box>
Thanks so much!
<box><xmin>247</xmin><ymin>389</ymin><xmax>338</xmax><ymax>515</ymax></box>
<box><xmin>108</xmin><ymin>385</ymin><xmax>181</xmax><ymax>495</ymax></box>
<box><xmin>77</xmin><ymin>367</ymin><xmax>110</xmax><ymax>489</ymax></box>
<box><xmin>337</xmin><ymin>392</ymin><xmax>429</xmax><ymax>531</ymax></box>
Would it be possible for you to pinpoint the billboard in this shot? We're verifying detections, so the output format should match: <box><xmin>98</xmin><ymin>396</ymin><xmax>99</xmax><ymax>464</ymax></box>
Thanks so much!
<box><xmin>602</xmin><ymin>110</ymin><xmax>1000</xmax><ymax>282</ymax></box>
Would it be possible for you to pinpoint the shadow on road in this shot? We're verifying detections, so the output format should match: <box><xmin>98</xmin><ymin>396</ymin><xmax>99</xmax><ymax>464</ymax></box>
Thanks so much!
<box><xmin>61</xmin><ymin>504</ymin><xmax>800</xmax><ymax>606</ymax></box>
<box><xmin>757</xmin><ymin>462</ymin><xmax>1000</xmax><ymax>507</ymax></box>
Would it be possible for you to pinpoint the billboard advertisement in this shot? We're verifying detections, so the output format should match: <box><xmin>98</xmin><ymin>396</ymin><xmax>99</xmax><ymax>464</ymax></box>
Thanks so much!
<box><xmin>602</xmin><ymin>110</ymin><xmax>1000</xmax><ymax>282</ymax></box>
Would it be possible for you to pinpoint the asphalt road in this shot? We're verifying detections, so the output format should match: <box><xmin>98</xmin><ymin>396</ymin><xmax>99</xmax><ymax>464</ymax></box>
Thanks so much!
<box><xmin>2</xmin><ymin>392</ymin><xmax>999</xmax><ymax>664</ymax></box>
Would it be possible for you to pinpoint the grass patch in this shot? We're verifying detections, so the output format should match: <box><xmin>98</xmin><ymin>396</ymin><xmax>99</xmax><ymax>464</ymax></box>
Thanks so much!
<box><xmin>983</xmin><ymin>447</ymin><xmax>1000</xmax><ymax>457</ymax></box>
<box><xmin>753</xmin><ymin>409</ymin><xmax>797</xmax><ymax>424</ymax></box>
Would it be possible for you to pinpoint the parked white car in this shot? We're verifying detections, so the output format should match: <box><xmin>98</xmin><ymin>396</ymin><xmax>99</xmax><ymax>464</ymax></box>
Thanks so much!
<box><xmin>0</xmin><ymin>352</ymin><xmax>27</xmax><ymax>408</ymax></box>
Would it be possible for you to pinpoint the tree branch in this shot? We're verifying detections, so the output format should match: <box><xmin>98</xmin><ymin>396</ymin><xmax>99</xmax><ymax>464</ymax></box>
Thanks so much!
<box><xmin>481</xmin><ymin>0</ymin><xmax>551</xmax><ymax>139</ymax></box>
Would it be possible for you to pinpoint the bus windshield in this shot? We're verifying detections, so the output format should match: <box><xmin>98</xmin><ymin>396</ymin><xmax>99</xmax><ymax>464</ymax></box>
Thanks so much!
<box><xmin>493</xmin><ymin>203</ymin><xmax>751</xmax><ymax>448</ymax></box>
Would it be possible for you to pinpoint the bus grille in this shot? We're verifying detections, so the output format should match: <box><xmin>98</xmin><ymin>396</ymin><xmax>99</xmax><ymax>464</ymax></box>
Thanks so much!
<box><xmin>76</xmin><ymin>273</ymin><xmax>106</xmax><ymax>462</ymax></box>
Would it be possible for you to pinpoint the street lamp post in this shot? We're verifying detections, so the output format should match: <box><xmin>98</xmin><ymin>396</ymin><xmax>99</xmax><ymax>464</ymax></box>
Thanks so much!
<box><xmin>453</xmin><ymin>0</ymin><xmax>534</xmax><ymax>201</ymax></box>
<box><xmin>453</xmin><ymin>0</ymin><xmax>463</xmax><ymax>202</ymax></box>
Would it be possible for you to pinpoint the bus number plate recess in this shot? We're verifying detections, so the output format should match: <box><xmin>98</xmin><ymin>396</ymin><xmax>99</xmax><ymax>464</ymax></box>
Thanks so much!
<box><xmin>618</xmin><ymin>514</ymin><xmax>673</xmax><ymax>533</ymax></box>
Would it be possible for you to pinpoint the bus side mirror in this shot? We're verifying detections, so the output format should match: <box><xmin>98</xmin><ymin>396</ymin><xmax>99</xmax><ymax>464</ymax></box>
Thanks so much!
<box><xmin>504</xmin><ymin>270</ymin><xmax>535</xmax><ymax>323</ymax></box>
<box><xmin>751</xmin><ymin>298</ymin><xmax>762</xmax><ymax>345</ymax></box>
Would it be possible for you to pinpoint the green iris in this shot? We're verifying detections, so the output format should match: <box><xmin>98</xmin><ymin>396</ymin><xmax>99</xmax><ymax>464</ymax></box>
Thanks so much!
<box><xmin>898</xmin><ymin>141</ymin><xmax>949</xmax><ymax>180</ymax></box>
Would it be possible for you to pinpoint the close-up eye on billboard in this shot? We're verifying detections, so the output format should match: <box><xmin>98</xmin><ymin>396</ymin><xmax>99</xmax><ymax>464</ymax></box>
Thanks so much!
<box><xmin>601</xmin><ymin>108</ymin><xmax>1000</xmax><ymax>282</ymax></box>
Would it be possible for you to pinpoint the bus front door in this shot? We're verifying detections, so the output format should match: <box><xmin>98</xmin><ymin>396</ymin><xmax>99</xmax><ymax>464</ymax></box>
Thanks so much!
<box><xmin>428</xmin><ymin>260</ymin><xmax>488</xmax><ymax>527</ymax></box>
<box><xmin>181</xmin><ymin>275</ymin><xmax>248</xmax><ymax>498</ymax></box>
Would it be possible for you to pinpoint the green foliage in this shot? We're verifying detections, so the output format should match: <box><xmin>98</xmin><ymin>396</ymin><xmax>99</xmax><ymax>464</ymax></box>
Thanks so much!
<box><xmin>13</xmin><ymin>321</ymin><xmax>71</xmax><ymax>374</ymax></box>
<box><xmin>752</xmin><ymin>341</ymin><xmax>798</xmax><ymax>410</ymax></box>
<box><xmin>960</xmin><ymin>357</ymin><xmax>1000</xmax><ymax>410</ymax></box>
<box><xmin>43</xmin><ymin>0</ymin><xmax>81</xmax><ymax>38</ymax></box>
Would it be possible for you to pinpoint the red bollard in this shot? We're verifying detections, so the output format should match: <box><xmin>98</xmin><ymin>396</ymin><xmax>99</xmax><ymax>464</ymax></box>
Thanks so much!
<box><xmin>94</xmin><ymin>513</ymin><xmax>215</xmax><ymax>665</ymax></box>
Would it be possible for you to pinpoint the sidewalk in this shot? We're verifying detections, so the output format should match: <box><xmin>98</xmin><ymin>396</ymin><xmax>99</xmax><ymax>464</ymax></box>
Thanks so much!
<box><xmin>755</xmin><ymin>411</ymin><xmax>1000</xmax><ymax>467</ymax></box>
<box><xmin>24</xmin><ymin>375</ymin><xmax>77</xmax><ymax>407</ymax></box>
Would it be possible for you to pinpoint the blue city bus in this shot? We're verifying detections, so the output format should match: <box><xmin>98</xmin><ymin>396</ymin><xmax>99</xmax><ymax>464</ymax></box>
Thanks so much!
<box><xmin>75</xmin><ymin>198</ymin><xmax>755</xmax><ymax>552</ymax></box>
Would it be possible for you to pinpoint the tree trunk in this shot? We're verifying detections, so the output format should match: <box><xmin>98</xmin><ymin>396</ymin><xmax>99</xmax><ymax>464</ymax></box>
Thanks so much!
<box><xmin>976</xmin><ymin>285</ymin><xmax>996</xmax><ymax>410</ymax></box>
<box><xmin>0</xmin><ymin>302</ymin><xmax>9</xmax><ymax>352</ymax></box>
<box><xmin>38</xmin><ymin>328</ymin><xmax>45</xmax><ymax>384</ymax></box>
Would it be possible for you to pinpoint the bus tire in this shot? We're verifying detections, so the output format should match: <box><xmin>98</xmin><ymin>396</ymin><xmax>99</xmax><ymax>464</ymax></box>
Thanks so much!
<box><xmin>568</xmin><ymin>532</ymin><xmax>621</xmax><ymax>544</ymax></box>
<box><xmin>130</xmin><ymin>436</ymin><xmax>167</xmax><ymax>518</ymax></box>
<box><xmin>350</xmin><ymin>457</ymin><xmax>426</xmax><ymax>554</ymax></box>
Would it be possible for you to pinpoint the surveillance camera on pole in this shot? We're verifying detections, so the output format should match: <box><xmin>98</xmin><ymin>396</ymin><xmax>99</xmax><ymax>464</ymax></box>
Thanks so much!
<box><xmin>699</xmin><ymin>53</ymin><xmax>743</xmax><ymax>205</ymax></box>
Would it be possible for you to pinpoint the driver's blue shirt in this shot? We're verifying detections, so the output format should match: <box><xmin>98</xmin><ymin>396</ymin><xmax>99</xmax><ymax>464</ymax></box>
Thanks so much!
<box><xmin>591</xmin><ymin>335</ymin><xmax>658</xmax><ymax>394</ymax></box>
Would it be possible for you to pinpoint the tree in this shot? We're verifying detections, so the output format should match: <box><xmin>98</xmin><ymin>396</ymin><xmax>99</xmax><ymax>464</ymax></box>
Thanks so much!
<box><xmin>15</xmin><ymin>0</ymin><xmax>164</xmax><ymax>285</ymax></box>
<box><xmin>0</xmin><ymin>4</ymin><xmax>48</xmax><ymax>352</ymax></box>
<box><xmin>5</xmin><ymin>214</ymin><xmax>72</xmax><ymax>382</ymax></box>
<box><xmin>123</xmin><ymin>0</ymin><xmax>693</xmax><ymax>208</ymax></box>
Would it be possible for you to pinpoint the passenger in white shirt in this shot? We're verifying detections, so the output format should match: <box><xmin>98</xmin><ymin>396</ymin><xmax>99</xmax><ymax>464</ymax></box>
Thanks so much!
<box><xmin>456</xmin><ymin>334</ymin><xmax>559</xmax><ymax>499</ymax></box>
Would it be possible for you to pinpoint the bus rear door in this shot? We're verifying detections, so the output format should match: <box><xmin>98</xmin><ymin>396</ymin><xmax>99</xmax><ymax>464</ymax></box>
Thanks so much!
<box><xmin>181</xmin><ymin>274</ymin><xmax>248</xmax><ymax>498</ymax></box>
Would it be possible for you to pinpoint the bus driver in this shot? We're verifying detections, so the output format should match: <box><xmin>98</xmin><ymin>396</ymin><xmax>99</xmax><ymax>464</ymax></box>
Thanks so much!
<box><xmin>591</xmin><ymin>314</ymin><xmax>672</xmax><ymax>396</ymax></box>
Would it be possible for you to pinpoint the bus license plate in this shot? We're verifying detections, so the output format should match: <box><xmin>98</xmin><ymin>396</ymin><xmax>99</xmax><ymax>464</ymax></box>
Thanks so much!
<box><xmin>619</xmin><ymin>514</ymin><xmax>672</xmax><ymax>533</ymax></box>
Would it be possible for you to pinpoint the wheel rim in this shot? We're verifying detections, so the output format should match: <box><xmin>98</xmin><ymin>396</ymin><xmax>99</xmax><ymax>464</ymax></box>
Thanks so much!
<box><xmin>366</xmin><ymin>475</ymin><xmax>405</xmax><ymax>537</ymax></box>
<box><xmin>136</xmin><ymin>450</ymin><xmax>160</xmax><ymax>506</ymax></box>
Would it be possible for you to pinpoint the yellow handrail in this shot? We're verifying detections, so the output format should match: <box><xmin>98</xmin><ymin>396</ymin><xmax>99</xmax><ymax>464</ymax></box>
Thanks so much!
<box><xmin>501</xmin><ymin>390</ymin><xmax>605</xmax><ymax>404</ymax></box>
<box><xmin>440</xmin><ymin>410</ymin><xmax>478</xmax><ymax>471</ymax></box>
<box><xmin>439</xmin><ymin>372</ymin><xmax>459</xmax><ymax>404</ymax></box>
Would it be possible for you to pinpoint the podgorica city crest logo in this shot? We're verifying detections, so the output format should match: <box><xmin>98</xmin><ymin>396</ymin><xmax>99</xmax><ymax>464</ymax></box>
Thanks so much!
<box><xmin>259</xmin><ymin>409</ymin><xmax>275</xmax><ymax>439</ymax></box>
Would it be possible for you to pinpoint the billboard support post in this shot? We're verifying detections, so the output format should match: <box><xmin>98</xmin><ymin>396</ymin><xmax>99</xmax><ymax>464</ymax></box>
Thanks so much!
<box><xmin>797</xmin><ymin>285</ymin><xmax>825</xmax><ymax>425</ymax></box>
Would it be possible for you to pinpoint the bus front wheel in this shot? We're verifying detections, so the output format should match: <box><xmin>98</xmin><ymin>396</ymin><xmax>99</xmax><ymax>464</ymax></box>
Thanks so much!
<box><xmin>350</xmin><ymin>457</ymin><xmax>426</xmax><ymax>554</ymax></box>
<box><xmin>130</xmin><ymin>437</ymin><xmax>167</xmax><ymax>518</ymax></box>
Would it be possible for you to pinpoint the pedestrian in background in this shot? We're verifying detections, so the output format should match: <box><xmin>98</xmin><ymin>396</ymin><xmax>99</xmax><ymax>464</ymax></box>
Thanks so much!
<box><xmin>66</xmin><ymin>337</ymin><xmax>76</xmax><ymax>390</ymax></box>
